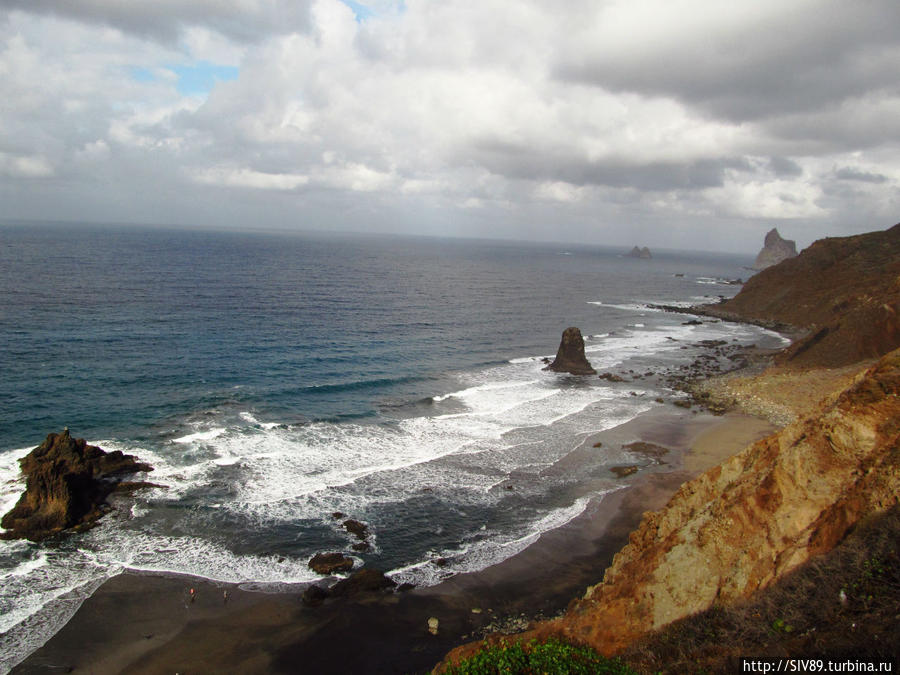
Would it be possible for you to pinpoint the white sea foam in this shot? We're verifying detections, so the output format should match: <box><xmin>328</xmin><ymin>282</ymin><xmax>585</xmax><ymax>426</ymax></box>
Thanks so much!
<box><xmin>0</xmin><ymin>446</ymin><xmax>31</xmax><ymax>521</ymax></box>
<box><xmin>172</xmin><ymin>427</ymin><xmax>227</xmax><ymax>444</ymax></box>
<box><xmin>587</xmin><ymin>300</ymin><xmax>663</xmax><ymax>313</ymax></box>
<box><xmin>389</xmin><ymin>493</ymin><xmax>601</xmax><ymax>588</ymax></box>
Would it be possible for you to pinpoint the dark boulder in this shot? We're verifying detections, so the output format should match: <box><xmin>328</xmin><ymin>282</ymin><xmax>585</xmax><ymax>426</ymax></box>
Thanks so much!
<box><xmin>545</xmin><ymin>327</ymin><xmax>596</xmax><ymax>375</ymax></box>
<box><xmin>308</xmin><ymin>552</ymin><xmax>355</xmax><ymax>575</ymax></box>
<box><xmin>301</xmin><ymin>584</ymin><xmax>330</xmax><ymax>607</ymax></box>
<box><xmin>301</xmin><ymin>569</ymin><xmax>396</xmax><ymax>606</ymax></box>
<box><xmin>1</xmin><ymin>429</ymin><xmax>154</xmax><ymax>542</ymax></box>
<box><xmin>330</xmin><ymin>569</ymin><xmax>396</xmax><ymax>598</ymax></box>
<box><xmin>342</xmin><ymin>518</ymin><xmax>368</xmax><ymax>540</ymax></box>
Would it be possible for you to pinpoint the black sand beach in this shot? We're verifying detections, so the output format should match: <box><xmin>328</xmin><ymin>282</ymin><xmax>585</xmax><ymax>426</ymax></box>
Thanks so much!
<box><xmin>11</xmin><ymin>407</ymin><xmax>774</xmax><ymax>674</ymax></box>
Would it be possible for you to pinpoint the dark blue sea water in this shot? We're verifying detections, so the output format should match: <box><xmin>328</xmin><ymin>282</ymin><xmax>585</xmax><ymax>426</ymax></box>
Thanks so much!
<box><xmin>0</xmin><ymin>224</ymin><xmax>786</xmax><ymax>670</ymax></box>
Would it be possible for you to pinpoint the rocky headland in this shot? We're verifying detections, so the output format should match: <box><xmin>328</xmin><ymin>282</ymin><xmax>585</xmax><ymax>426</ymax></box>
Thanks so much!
<box><xmin>753</xmin><ymin>227</ymin><xmax>797</xmax><ymax>269</ymax></box>
<box><xmin>707</xmin><ymin>223</ymin><xmax>900</xmax><ymax>367</ymax></box>
<box><xmin>1</xmin><ymin>429</ymin><xmax>154</xmax><ymax>541</ymax></box>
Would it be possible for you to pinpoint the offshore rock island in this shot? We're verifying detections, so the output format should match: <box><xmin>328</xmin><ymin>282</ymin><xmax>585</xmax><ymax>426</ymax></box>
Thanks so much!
<box><xmin>545</xmin><ymin>326</ymin><xmax>597</xmax><ymax>375</ymax></box>
<box><xmin>753</xmin><ymin>227</ymin><xmax>797</xmax><ymax>269</ymax></box>
<box><xmin>1</xmin><ymin>429</ymin><xmax>154</xmax><ymax>542</ymax></box>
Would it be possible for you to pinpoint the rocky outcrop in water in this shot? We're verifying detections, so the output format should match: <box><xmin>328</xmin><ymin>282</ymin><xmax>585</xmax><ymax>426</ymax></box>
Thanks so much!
<box><xmin>628</xmin><ymin>246</ymin><xmax>652</xmax><ymax>259</ymax></box>
<box><xmin>753</xmin><ymin>228</ymin><xmax>797</xmax><ymax>269</ymax></box>
<box><xmin>707</xmin><ymin>223</ymin><xmax>900</xmax><ymax>367</ymax></box>
<box><xmin>545</xmin><ymin>327</ymin><xmax>596</xmax><ymax>375</ymax></box>
<box><xmin>308</xmin><ymin>552</ymin><xmax>355</xmax><ymax>575</ymax></box>
<box><xmin>0</xmin><ymin>429</ymin><xmax>154</xmax><ymax>542</ymax></box>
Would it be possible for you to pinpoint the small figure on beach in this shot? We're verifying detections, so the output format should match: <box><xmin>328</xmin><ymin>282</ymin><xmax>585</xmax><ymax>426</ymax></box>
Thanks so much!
<box><xmin>223</xmin><ymin>590</ymin><xmax>228</xmax><ymax>604</ymax></box>
<box><xmin>189</xmin><ymin>587</ymin><xmax>196</xmax><ymax>603</ymax></box>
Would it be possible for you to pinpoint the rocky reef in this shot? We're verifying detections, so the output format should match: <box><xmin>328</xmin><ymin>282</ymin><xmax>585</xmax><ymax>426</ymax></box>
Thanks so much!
<box><xmin>753</xmin><ymin>227</ymin><xmax>797</xmax><ymax>269</ymax></box>
<box><xmin>544</xmin><ymin>327</ymin><xmax>596</xmax><ymax>375</ymax></box>
<box><xmin>1</xmin><ymin>429</ymin><xmax>154</xmax><ymax>541</ymax></box>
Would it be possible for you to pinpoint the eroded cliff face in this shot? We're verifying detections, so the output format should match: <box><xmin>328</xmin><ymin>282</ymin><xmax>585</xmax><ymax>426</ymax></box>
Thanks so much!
<box><xmin>552</xmin><ymin>349</ymin><xmax>900</xmax><ymax>654</ymax></box>
<box><xmin>440</xmin><ymin>350</ymin><xmax>900</xmax><ymax>667</ymax></box>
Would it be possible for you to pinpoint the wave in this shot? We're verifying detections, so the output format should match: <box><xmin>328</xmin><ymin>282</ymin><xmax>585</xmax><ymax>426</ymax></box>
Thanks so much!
<box><xmin>0</xmin><ymin>315</ymin><xmax>783</xmax><ymax>668</ymax></box>
<box><xmin>287</xmin><ymin>374</ymin><xmax>427</xmax><ymax>397</ymax></box>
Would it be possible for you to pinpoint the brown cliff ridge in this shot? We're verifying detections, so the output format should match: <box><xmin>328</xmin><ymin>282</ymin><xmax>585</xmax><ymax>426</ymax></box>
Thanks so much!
<box><xmin>706</xmin><ymin>222</ymin><xmax>900</xmax><ymax>368</ymax></box>
<box><xmin>1</xmin><ymin>429</ymin><xmax>155</xmax><ymax>541</ymax></box>
<box><xmin>440</xmin><ymin>348</ymin><xmax>900</xmax><ymax>666</ymax></box>
<box><xmin>545</xmin><ymin>327</ymin><xmax>596</xmax><ymax>375</ymax></box>
<box><xmin>753</xmin><ymin>227</ymin><xmax>797</xmax><ymax>269</ymax></box>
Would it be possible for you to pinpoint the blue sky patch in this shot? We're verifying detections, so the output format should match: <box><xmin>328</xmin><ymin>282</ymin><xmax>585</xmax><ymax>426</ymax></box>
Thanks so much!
<box><xmin>340</xmin><ymin>0</ymin><xmax>375</xmax><ymax>22</ymax></box>
<box><xmin>129</xmin><ymin>62</ymin><xmax>239</xmax><ymax>96</ymax></box>
<box><xmin>169</xmin><ymin>62</ymin><xmax>239</xmax><ymax>96</ymax></box>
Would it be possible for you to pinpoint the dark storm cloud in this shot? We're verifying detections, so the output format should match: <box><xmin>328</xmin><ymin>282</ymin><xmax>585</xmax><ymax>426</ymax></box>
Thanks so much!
<box><xmin>467</xmin><ymin>138</ymin><xmax>754</xmax><ymax>191</ymax></box>
<box><xmin>2</xmin><ymin>0</ymin><xmax>313</xmax><ymax>43</ymax></box>
<box><xmin>768</xmin><ymin>156</ymin><xmax>802</xmax><ymax>177</ymax></box>
<box><xmin>554</xmin><ymin>1</ymin><xmax>900</xmax><ymax>123</ymax></box>
<box><xmin>834</xmin><ymin>167</ymin><xmax>889</xmax><ymax>184</ymax></box>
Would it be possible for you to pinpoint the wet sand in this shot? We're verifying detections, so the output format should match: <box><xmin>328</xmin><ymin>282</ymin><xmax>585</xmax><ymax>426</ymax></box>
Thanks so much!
<box><xmin>11</xmin><ymin>407</ymin><xmax>775</xmax><ymax>675</ymax></box>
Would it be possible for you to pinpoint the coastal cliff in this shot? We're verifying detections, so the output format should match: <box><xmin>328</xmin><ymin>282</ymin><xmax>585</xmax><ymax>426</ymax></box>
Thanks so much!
<box><xmin>553</xmin><ymin>349</ymin><xmax>899</xmax><ymax>653</ymax></box>
<box><xmin>708</xmin><ymin>223</ymin><xmax>900</xmax><ymax>367</ymax></box>
<box><xmin>440</xmin><ymin>349</ymin><xmax>899</xmax><ymax>668</ymax></box>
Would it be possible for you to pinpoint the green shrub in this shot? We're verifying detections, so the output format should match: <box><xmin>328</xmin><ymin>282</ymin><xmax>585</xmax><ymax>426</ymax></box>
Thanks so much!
<box><xmin>440</xmin><ymin>638</ymin><xmax>636</xmax><ymax>675</ymax></box>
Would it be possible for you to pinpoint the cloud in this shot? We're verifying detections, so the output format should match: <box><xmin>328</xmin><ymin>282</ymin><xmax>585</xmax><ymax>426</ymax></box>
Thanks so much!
<box><xmin>834</xmin><ymin>167</ymin><xmax>889</xmax><ymax>184</ymax></box>
<box><xmin>2</xmin><ymin>0</ymin><xmax>899</xmax><ymax>253</ymax></box>
<box><xmin>2</xmin><ymin>0</ymin><xmax>314</xmax><ymax>44</ymax></box>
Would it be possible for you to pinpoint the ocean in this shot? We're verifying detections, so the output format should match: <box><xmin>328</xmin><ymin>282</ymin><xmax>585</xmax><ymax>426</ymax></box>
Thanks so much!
<box><xmin>0</xmin><ymin>224</ymin><xmax>786</xmax><ymax>670</ymax></box>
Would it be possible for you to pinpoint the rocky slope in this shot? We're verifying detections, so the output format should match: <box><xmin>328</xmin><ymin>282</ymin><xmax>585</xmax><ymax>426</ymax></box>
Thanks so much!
<box><xmin>707</xmin><ymin>223</ymin><xmax>900</xmax><ymax>367</ymax></box>
<box><xmin>439</xmin><ymin>348</ymin><xmax>900</xmax><ymax>667</ymax></box>
<box><xmin>753</xmin><ymin>228</ymin><xmax>797</xmax><ymax>269</ymax></box>
<box><xmin>1</xmin><ymin>429</ymin><xmax>154</xmax><ymax>541</ymax></box>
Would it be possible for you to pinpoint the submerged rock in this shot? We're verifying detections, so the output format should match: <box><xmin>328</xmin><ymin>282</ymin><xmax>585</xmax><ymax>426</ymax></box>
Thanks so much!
<box><xmin>545</xmin><ymin>327</ymin><xmax>596</xmax><ymax>375</ymax></box>
<box><xmin>0</xmin><ymin>429</ymin><xmax>154</xmax><ymax>542</ymax></box>
<box><xmin>342</xmin><ymin>518</ymin><xmax>368</xmax><ymax>540</ymax></box>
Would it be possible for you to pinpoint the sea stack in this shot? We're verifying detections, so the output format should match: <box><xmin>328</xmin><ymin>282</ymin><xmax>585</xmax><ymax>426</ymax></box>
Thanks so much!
<box><xmin>0</xmin><ymin>429</ymin><xmax>154</xmax><ymax>541</ymax></box>
<box><xmin>628</xmin><ymin>246</ymin><xmax>652</xmax><ymax>259</ymax></box>
<box><xmin>545</xmin><ymin>327</ymin><xmax>596</xmax><ymax>375</ymax></box>
<box><xmin>753</xmin><ymin>228</ymin><xmax>797</xmax><ymax>269</ymax></box>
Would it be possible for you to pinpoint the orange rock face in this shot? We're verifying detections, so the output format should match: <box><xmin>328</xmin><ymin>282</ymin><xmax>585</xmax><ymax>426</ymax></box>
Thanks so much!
<box><xmin>439</xmin><ymin>350</ymin><xmax>899</xmax><ymax>669</ymax></box>
<box><xmin>550</xmin><ymin>349</ymin><xmax>900</xmax><ymax>654</ymax></box>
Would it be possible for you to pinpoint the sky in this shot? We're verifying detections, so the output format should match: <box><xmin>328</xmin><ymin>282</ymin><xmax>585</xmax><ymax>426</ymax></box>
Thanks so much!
<box><xmin>1</xmin><ymin>0</ymin><xmax>899</xmax><ymax>253</ymax></box>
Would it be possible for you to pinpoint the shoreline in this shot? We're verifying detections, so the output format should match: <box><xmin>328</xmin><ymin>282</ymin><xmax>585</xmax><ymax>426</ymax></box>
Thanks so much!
<box><xmin>11</xmin><ymin>405</ymin><xmax>776</xmax><ymax>675</ymax></box>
